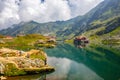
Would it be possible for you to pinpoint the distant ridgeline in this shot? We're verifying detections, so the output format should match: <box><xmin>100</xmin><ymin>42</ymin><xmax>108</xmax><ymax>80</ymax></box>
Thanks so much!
<box><xmin>0</xmin><ymin>0</ymin><xmax>120</xmax><ymax>41</ymax></box>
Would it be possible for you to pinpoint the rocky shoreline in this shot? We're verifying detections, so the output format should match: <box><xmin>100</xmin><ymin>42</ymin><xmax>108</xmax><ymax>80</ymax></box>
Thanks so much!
<box><xmin>0</xmin><ymin>48</ymin><xmax>54</xmax><ymax>76</ymax></box>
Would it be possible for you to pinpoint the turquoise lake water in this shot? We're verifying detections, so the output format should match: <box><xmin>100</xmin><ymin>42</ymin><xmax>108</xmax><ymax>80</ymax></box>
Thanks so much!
<box><xmin>7</xmin><ymin>44</ymin><xmax>120</xmax><ymax>80</ymax></box>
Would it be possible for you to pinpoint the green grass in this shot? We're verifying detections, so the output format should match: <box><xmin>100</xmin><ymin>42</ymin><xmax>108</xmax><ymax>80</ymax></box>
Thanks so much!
<box><xmin>30</xmin><ymin>51</ymin><xmax>46</xmax><ymax>61</ymax></box>
<box><xmin>65</xmin><ymin>39</ymin><xmax>73</xmax><ymax>44</ymax></box>
<box><xmin>109</xmin><ymin>26</ymin><xmax>120</xmax><ymax>36</ymax></box>
<box><xmin>4</xmin><ymin>63</ymin><xmax>26</xmax><ymax>76</ymax></box>
<box><xmin>23</xmin><ymin>66</ymin><xmax>55</xmax><ymax>73</ymax></box>
<box><xmin>0</xmin><ymin>34</ymin><xmax>56</xmax><ymax>50</ymax></box>
<box><xmin>3</xmin><ymin>63</ymin><xmax>54</xmax><ymax>76</ymax></box>
<box><xmin>74</xmin><ymin>18</ymin><xmax>120</xmax><ymax>56</ymax></box>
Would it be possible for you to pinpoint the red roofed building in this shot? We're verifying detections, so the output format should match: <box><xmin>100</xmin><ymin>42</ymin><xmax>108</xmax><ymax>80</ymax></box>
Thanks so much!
<box><xmin>4</xmin><ymin>36</ymin><xmax>13</xmax><ymax>40</ymax></box>
<box><xmin>74</xmin><ymin>36</ymin><xmax>89</xmax><ymax>47</ymax></box>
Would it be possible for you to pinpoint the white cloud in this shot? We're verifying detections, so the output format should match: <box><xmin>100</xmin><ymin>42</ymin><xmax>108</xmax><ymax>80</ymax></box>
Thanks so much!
<box><xmin>68</xmin><ymin>0</ymin><xmax>104</xmax><ymax>17</ymax></box>
<box><xmin>33</xmin><ymin>0</ymin><xmax>71</xmax><ymax>23</ymax></box>
<box><xmin>0</xmin><ymin>0</ymin><xmax>103</xmax><ymax>29</ymax></box>
<box><xmin>0</xmin><ymin>0</ymin><xmax>20</xmax><ymax>29</ymax></box>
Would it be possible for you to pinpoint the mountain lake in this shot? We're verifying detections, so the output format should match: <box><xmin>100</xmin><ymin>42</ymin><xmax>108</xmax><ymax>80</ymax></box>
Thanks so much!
<box><xmin>5</xmin><ymin>44</ymin><xmax>120</xmax><ymax>80</ymax></box>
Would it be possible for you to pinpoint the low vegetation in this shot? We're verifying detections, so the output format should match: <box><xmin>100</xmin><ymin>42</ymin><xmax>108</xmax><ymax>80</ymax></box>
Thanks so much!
<box><xmin>80</xmin><ymin>18</ymin><xmax>120</xmax><ymax>56</ymax></box>
<box><xmin>0</xmin><ymin>34</ymin><xmax>56</xmax><ymax>76</ymax></box>
<box><xmin>0</xmin><ymin>34</ymin><xmax>56</xmax><ymax>50</ymax></box>
<box><xmin>65</xmin><ymin>17</ymin><xmax>120</xmax><ymax>57</ymax></box>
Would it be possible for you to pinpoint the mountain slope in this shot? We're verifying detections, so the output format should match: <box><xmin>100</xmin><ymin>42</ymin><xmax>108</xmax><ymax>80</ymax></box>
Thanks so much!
<box><xmin>78</xmin><ymin>15</ymin><xmax>120</xmax><ymax>57</ymax></box>
<box><xmin>0</xmin><ymin>0</ymin><xmax>120</xmax><ymax>39</ymax></box>
<box><xmin>57</xmin><ymin>0</ymin><xmax>120</xmax><ymax>38</ymax></box>
<box><xmin>0</xmin><ymin>18</ymin><xmax>77</xmax><ymax>36</ymax></box>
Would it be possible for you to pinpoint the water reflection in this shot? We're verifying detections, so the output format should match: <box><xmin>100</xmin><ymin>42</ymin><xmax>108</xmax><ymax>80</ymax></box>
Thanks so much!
<box><xmin>45</xmin><ymin>44</ymin><xmax>120</xmax><ymax>80</ymax></box>
<box><xmin>6</xmin><ymin>56</ymin><xmax>104</xmax><ymax>80</ymax></box>
<box><xmin>47</xmin><ymin>57</ymin><xmax>103</xmax><ymax>80</ymax></box>
<box><xmin>6</xmin><ymin>44</ymin><xmax>120</xmax><ymax>80</ymax></box>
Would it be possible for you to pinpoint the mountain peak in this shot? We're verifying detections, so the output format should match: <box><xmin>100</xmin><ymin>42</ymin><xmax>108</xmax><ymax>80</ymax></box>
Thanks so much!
<box><xmin>0</xmin><ymin>0</ymin><xmax>120</xmax><ymax>38</ymax></box>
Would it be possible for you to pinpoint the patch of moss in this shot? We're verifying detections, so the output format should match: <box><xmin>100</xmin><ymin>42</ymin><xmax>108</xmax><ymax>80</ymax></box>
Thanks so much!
<box><xmin>23</xmin><ymin>67</ymin><xmax>55</xmax><ymax>74</ymax></box>
<box><xmin>4</xmin><ymin>63</ymin><xmax>26</xmax><ymax>76</ymax></box>
<box><xmin>30</xmin><ymin>51</ymin><xmax>46</xmax><ymax>61</ymax></box>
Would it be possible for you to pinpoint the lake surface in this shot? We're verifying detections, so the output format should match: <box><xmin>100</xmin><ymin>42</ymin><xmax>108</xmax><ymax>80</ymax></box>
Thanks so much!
<box><xmin>6</xmin><ymin>44</ymin><xmax>120</xmax><ymax>80</ymax></box>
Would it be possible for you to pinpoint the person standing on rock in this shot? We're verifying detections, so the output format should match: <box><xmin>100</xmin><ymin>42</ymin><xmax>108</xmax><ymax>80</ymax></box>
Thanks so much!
<box><xmin>19</xmin><ymin>50</ymin><xmax>22</xmax><ymax>56</ymax></box>
<box><xmin>44</xmin><ymin>58</ymin><xmax>47</xmax><ymax>65</ymax></box>
<box><xmin>43</xmin><ymin>52</ymin><xmax>47</xmax><ymax>65</ymax></box>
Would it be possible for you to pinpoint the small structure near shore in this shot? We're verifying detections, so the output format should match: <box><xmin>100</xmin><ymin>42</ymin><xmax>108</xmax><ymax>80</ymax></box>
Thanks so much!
<box><xmin>74</xmin><ymin>36</ymin><xmax>89</xmax><ymax>48</ymax></box>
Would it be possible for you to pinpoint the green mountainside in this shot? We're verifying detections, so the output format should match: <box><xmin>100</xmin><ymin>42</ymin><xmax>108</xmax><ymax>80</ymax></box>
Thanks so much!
<box><xmin>0</xmin><ymin>0</ymin><xmax>120</xmax><ymax>40</ymax></box>
<box><xmin>0</xmin><ymin>19</ymin><xmax>76</xmax><ymax>36</ymax></box>
<box><xmin>81</xmin><ymin>16</ymin><xmax>120</xmax><ymax>56</ymax></box>
<box><xmin>0</xmin><ymin>21</ymin><xmax>61</xmax><ymax>36</ymax></box>
<box><xmin>82</xmin><ymin>17</ymin><xmax>120</xmax><ymax>43</ymax></box>
<box><xmin>58</xmin><ymin>0</ymin><xmax>120</xmax><ymax>39</ymax></box>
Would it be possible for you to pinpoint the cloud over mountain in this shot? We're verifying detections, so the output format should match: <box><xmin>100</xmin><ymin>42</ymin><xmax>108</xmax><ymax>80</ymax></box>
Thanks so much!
<box><xmin>0</xmin><ymin>0</ymin><xmax>103</xmax><ymax>29</ymax></box>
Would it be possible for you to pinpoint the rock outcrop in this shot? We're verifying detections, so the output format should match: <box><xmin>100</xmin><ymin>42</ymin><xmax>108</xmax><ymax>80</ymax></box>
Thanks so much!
<box><xmin>0</xmin><ymin>48</ymin><xmax>54</xmax><ymax>76</ymax></box>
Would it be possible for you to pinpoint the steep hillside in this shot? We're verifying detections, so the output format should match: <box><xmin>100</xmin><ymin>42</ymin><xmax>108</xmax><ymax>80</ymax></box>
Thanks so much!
<box><xmin>81</xmin><ymin>17</ymin><xmax>120</xmax><ymax>56</ymax></box>
<box><xmin>57</xmin><ymin>0</ymin><xmax>120</xmax><ymax>39</ymax></box>
<box><xmin>0</xmin><ymin>18</ymin><xmax>77</xmax><ymax>36</ymax></box>
<box><xmin>82</xmin><ymin>17</ymin><xmax>120</xmax><ymax>41</ymax></box>
<box><xmin>0</xmin><ymin>0</ymin><xmax>120</xmax><ymax>40</ymax></box>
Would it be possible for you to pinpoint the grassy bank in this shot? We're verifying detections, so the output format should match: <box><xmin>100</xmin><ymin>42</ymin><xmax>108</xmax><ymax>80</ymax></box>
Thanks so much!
<box><xmin>0</xmin><ymin>34</ymin><xmax>56</xmax><ymax>50</ymax></box>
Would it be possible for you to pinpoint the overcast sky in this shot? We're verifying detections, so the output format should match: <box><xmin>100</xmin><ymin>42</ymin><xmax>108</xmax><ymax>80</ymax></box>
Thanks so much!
<box><xmin>0</xmin><ymin>0</ymin><xmax>103</xmax><ymax>29</ymax></box>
